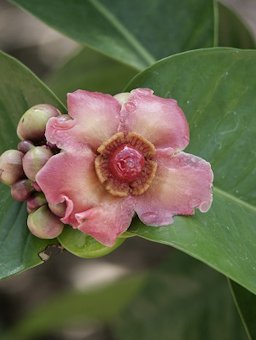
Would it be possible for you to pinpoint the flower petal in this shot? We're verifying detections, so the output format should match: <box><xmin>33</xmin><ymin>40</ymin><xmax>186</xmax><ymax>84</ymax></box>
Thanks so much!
<box><xmin>36</xmin><ymin>150</ymin><xmax>135</xmax><ymax>246</ymax></box>
<box><xmin>46</xmin><ymin>90</ymin><xmax>121</xmax><ymax>151</ymax></box>
<box><xmin>36</xmin><ymin>150</ymin><xmax>95</xmax><ymax>221</ymax></box>
<box><xmin>76</xmin><ymin>196</ymin><xmax>135</xmax><ymax>246</ymax></box>
<box><xmin>119</xmin><ymin>88</ymin><xmax>189</xmax><ymax>150</ymax></box>
<box><xmin>135</xmin><ymin>151</ymin><xmax>213</xmax><ymax>226</ymax></box>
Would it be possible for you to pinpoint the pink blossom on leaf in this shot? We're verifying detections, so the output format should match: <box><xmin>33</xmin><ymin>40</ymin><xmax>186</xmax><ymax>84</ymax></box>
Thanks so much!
<box><xmin>37</xmin><ymin>89</ymin><xmax>213</xmax><ymax>246</ymax></box>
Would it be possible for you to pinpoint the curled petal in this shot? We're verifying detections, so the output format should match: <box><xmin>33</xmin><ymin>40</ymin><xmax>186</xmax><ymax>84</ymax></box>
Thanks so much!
<box><xmin>36</xmin><ymin>151</ymin><xmax>135</xmax><ymax>246</ymax></box>
<box><xmin>46</xmin><ymin>90</ymin><xmax>121</xmax><ymax>151</ymax></box>
<box><xmin>119</xmin><ymin>88</ymin><xmax>189</xmax><ymax>151</ymax></box>
<box><xmin>36</xmin><ymin>149</ymin><xmax>98</xmax><ymax>221</ymax></box>
<box><xmin>135</xmin><ymin>151</ymin><xmax>213</xmax><ymax>226</ymax></box>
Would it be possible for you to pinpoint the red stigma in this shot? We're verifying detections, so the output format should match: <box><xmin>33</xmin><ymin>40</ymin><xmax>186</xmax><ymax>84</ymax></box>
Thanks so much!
<box><xmin>109</xmin><ymin>145</ymin><xmax>145</xmax><ymax>182</ymax></box>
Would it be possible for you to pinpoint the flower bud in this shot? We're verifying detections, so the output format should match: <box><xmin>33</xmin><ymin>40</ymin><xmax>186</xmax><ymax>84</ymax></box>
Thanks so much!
<box><xmin>23</xmin><ymin>146</ymin><xmax>53</xmax><ymax>181</ymax></box>
<box><xmin>0</xmin><ymin>150</ymin><xmax>24</xmax><ymax>185</ymax></box>
<box><xmin>27</xmin><ymin>192</ymin><xmax>47</xmax><ymax>213</ymax></box>
<box><xmin>11</xmin><ymin>179</ymin><xmax>34</xmax><ymax>201</ymax></box>
<box><xmin>17</xmin><ymin>140</ymin><xmax>34</xmax><ymax>153</ymax></box>
<box><xmin>48</xmin><ymin>202</ymin><xmax>66</xmax><ymax>218</ymax></box>
<box><xmin>27</xmin><ymin>205</ymin><xmax>64</xmax><ymax>239</ymax></box>
<box><xmin>17</xmin><ymin>104</ymin><xmax>61</xmax><ymax>142</ymax></box>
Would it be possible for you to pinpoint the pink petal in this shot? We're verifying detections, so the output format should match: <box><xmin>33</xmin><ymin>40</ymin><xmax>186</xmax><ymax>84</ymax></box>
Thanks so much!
<box><xmin>135</xmin><ymin>151</ymin><xmax>213</xmax><ymax>226</ymax></box>
<box><xmin>36</xmin><ymin>151</ymin><xmax>135</xmax><ymax>246</ymax></box>
<box><xmin>46</xmin><ymin>90</ymin><xmax>121</xmax><ymax>151</ymax></box>
<box><xmin>76</xmin><ymin>196</ymin><xmax>135</xmax><ymax>246</ymax></box>
<box><xmin>119</xmin><ymin>88</ymin><xmax>189</xmax><ymax>151</ymax></box>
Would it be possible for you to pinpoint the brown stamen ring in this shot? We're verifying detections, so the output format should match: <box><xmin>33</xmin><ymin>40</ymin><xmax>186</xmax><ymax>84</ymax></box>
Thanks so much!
<box><xmin>95</xmin><ymin>132</ymin><xmax>157</xmax><ymax>197</ymax></box>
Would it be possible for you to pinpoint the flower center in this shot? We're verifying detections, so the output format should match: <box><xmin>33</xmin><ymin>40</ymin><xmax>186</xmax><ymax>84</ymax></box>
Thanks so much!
<box><xmin>95</xmin><ymin>132</ymin><xmax>157</xmax><ymax>197</ymax></box>
<box><xmin>109</xmin><ymin>145</ymin><xmax>145</xmax><ymax>182</ymax></box>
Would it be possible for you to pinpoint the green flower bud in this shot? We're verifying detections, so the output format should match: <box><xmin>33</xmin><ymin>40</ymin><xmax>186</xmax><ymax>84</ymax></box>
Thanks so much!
<box><xmin>48</xmin><ymin>202</ymin><xmax>66</xmax><ymax>218</ymax></box>
<box><xmin>22</xmin><ymin>146</ymin><xmax>53</xmax><ymax>181</ymax></box>
<box><xmin>27</xmin><ymin>205</ymin><xmax>64</xmax><ymax>239</ymax></box>
<box><xmin>27</xmin><ymin>192</ymin><xmax>47</xmax><ymax>213</ymax></box>
<box><xmin>17</xmin><ymin>140</ymin><xmax>34</xmax><ymax>153</ymax></box>
<box><xmin>17</xmin><ymin>104</ymin><xmax>61</xmax><ymax>142</ymax></box>
<box><xmin>11</xmin><ymin>179</ymin><xmax>34</xmax><ymax>201</ymax></box>
<box><xmin>0</xmin><ymin>150</ymin><xmax>24</xmax><ymax>185</ymax></box>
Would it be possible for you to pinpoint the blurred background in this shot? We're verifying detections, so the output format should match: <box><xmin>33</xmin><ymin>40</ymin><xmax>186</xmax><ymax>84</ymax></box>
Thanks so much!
<box><xmin>0</xmin><ymin>0</ymin><xmax>255</xmax><ymax>339</ymax></box>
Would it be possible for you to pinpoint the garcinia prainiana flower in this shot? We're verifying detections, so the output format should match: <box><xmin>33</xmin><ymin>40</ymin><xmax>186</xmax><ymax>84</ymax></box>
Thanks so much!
<box><xmin>35</xmin><ymin>88</ymin><xmax>213</xmax><ymax>246</ymax></box>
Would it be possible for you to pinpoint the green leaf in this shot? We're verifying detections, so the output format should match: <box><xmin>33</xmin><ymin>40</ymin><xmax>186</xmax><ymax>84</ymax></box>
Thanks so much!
<box><xmin>113</xmin><ymin>251</ymin><xmax>247</xmax><ymax>340</ymax></box>
<box><xmin>0</xmin><ymin>51</ymin><xmax>65</xmax><ymax>280</ymax></box>
<box><xmin>126</xmin><ymin>48</ymin><xmax>256</xmax><ymax>294</ymax></box>
<box><xmin>58</xmin><ymin>228</ymin><xmax>125</xmax><ymax>258</ymax></box>
<box><xmin>218</xmin><ymin>3</ymin><xmax>255</xmax><ymax>49</ymax></box>
<box><xmin>0</xmin><ymin>195</ymin><xmax>55</xmax><ymax>280</ymax></box>
<box><xmin>11</xmin><ymin>0</ymin><xmax>215</xmax><ymax>70</ymax></box>
<box><xmin>46</xmin><ymin>47</ymin><xmax>137</xmax><ymax>103</ymax></box>
<box><xmin>6</xmin><ymin>276</ymin><xmax>145</xmax><ymax>339</ymax></box>
<box><xmin>229</xmin><ymin>280</ymin><xmax>256</xmax><ymax>340</ymax></box>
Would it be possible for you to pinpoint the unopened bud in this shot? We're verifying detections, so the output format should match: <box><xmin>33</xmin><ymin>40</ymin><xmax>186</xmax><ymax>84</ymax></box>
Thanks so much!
<box><xmin>27</xmin><ymin>205</ymin><xmax>64</xmax><ymax>239</ymax></box>
<box><xmin>49</xmin><ymin>202</ymin><xmax>66</xmax><ymax>218</ymax></box>
<box><xmin>17</xmin><ymin>140</ymin><xmax>34</xmax><ymax>153</ymax></box>
<box><xmin>11</xmin><ymin>179</ymin><xmax>34</xmax><ymax>201</ymax></box>
<box><xmin>27</xmin><ymin>192</ymin><xmax>47</xmax><ymax>212</ymax></box>
<box><xmin>23</xmin><ymin>146</ymin><xmax>53</xmax><ymax>181</ymax></box>
<box><xmin>17</xmin><ymin>104</ymin><xmax>61</xmax><ymax>142</ymax></box>
<box><xmin>0</xmin><ymin>150</ymin><xmax>24</xmax><ymax>185</ymax></box>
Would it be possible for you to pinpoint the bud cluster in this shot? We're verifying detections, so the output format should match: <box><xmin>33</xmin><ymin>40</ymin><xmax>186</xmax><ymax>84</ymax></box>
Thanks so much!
<box><xmin>0</xmin><ymin>104</ymin><xmax>68</xmax><ymax>239</ymax></box>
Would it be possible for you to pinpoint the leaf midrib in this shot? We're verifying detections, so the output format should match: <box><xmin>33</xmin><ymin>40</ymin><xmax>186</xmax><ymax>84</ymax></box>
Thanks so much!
<box><xmin>214</xmin><ymin>187</ymin><xmax>256</xmax><ymax>213</ymax></box>
<box><xmin>89</xmin><ymin>0</ymin><xmax>156</xmax><ymax>68</ymax></box>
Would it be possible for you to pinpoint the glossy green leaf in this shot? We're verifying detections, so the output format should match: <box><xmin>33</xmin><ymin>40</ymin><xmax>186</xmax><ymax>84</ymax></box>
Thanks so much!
<box><xmin>58</xmin><ymin>228</ymin><xmax>125</xmax><ymax>258</ymax></box>
<box><xmin>126</xmin><ymin>48</ymin><xmax>256</xmax><ymax>294</ymax></box>
<box><xmin>229</xmin><ymin>280</ymin><xmax>256</xmax><ymax>340</ymax></box>
<box><xmin>114</xmin><ymin>252</ymin><xmax>247</xmax><ymax>340</ymax></box>
<box><xmin>46</xmin><ymin>47</ymin><xmax>137</xmax><ymax>103</ymax></box>
<box><xmin>11</xmin><ymin>0</ymin><xmax>215</xmax><ymax>70</ymax></box>
<box><xmin>0</xmin><ymin>195</ymin><xmax>55</xmax><ymax>280</ymax></box>
<box><xmin>218</xmin><ymin>3</ymin><xmax>255</xmax><ymax>49</ymax></box>
<box><xmin>6</xmin><ymin>276</ymin><xmax>145</xmax><ymax>339</ymax></box>
<box><xmin>0</xmin><ymin>51</ymin><xmax>65</xmax><ymax>280</ymax></box>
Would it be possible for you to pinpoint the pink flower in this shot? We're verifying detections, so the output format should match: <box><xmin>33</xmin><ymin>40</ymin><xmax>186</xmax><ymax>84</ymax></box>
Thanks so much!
<box><xmin>36</xmin><ymin>89</ymin><xmax>213</xmax><ymax>246</ymax></box>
